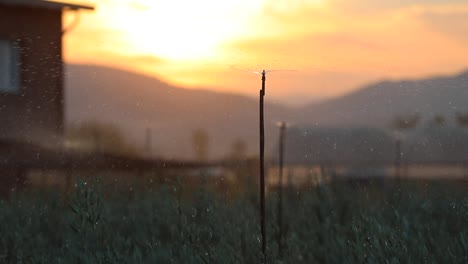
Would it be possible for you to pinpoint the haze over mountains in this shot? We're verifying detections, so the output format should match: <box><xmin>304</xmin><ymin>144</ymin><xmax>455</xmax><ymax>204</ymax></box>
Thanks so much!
<box><xmin>298</xmin><ymin>71</ymin><xmax>468</xmax><ymax>128</ymax></box>
<box><xmin>66</xmin><ymin>64</ymin><xmax>468</xmax><ymax>159</ymax></box>
<box><xmin>65</xmin><ymin>64</ymin><xmax>294</xmax><ymax>159</ymax></box>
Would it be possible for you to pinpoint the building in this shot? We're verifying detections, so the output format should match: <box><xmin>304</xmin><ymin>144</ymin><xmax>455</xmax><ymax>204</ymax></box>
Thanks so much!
<box><xmin>0</xmin><ymin>0</ymin><xmax>93</xmax><ymax>147</ymax></box>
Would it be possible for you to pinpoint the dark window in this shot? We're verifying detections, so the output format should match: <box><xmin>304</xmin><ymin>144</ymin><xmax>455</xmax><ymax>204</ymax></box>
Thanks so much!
<box><xmin>0</xmin><ymin>39</ymin><xmax>20</xmax><ymax>93</ymax></box>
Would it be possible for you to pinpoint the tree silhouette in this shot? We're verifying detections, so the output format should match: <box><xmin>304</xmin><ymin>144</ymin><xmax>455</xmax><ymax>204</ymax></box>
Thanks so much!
<box><xmin>455</xmin><ymin>112</ymin><xmax>468</xmax><ymax>178</ymax></box>
<box><xmin>456</xmin><ymin>112</ymin><xmax>468</xmax><ymax>127</ymax></box>
<box><xmin>229</xmin><ymin>139</ymin><xmax>247</xmax><ymax>160</ymax></box>
<box><xmin>392</xmin><ymin>114</ymin><xmax>420</xmax><ymax>131</ymax></box>
<box><xmin>392</xmin><ymin>114</ymin><xmax>420</xmax><ymax>179</ymax></box>
<box><xmin>431</xmin><ymin>114</ymin><xmax>446</xmax><ymax>127</ymax></box>
<box><xmin>192</xmin><ymin>129</ymin><xmax>209</xmax><ymax>161</ymax></box>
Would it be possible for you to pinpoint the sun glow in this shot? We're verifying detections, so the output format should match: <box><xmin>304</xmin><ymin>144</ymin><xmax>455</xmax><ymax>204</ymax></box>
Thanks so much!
<box><xmin>65</xmin><ymin>0</ymin><xmax>468</xmax><ymax>104</ymax></box>
<box><xmin>103</xmin><ymin>0</ymin><xmax>264</xmax><ymax>61</ymax></box>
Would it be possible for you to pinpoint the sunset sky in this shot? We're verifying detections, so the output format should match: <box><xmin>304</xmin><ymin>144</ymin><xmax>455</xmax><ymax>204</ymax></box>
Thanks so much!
<box><xmin>63</xmin><ymin>0</ymin><xmax>468</xmax><ymax>105</ymax></box>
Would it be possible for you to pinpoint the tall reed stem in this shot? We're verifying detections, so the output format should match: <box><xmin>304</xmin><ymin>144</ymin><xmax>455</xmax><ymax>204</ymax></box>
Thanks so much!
<box><xmin>259</xmin><ymin>70</ymin><xmax>266</xmax><ymax>263</ymax></box>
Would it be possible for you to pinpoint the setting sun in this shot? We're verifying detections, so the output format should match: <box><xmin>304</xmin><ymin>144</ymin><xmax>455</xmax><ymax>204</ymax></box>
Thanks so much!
<box><xmin>91</xmin><ymin>0</ymin><xmax>266</xmax><ymax>61</ymax></box>
<box><xmin>64</xmin><ymin>0</ymin><xmax>468</xmax><ymax>104</ymax></box>
<box><xmin>2</xmin><ymin>2</ymin><xmax>468</xmax><ymax>257</ymax></box>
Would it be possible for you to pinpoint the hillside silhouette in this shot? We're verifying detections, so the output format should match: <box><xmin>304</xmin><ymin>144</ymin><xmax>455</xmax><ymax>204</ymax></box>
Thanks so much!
<box><xmin>66</xmin><ymin>64</ymin><xmax>293</xmax><ymax>159</ymax></box>
<box><xmin>297</xmin><ymin>71</ymin><xmax>468</xmax><ymax>128</ymax></box>
<box><xmin>66</xmin><ymin>64</ymin><xmax>468</xmax><ymax>159</ymax></box>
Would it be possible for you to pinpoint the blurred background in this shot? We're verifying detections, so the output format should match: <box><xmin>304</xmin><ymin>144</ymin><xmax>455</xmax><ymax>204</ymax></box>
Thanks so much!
<box><xmin>0</xmin><ymin>1</ymin><xmax>468</xmax><ymax>262</ymax></box>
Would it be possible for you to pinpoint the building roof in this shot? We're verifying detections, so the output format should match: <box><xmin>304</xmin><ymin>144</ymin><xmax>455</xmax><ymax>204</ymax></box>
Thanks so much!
<box><xmin>0</xmin><ymin>0</ymin><xmax>94</xmax><ymax>11</ymax></box>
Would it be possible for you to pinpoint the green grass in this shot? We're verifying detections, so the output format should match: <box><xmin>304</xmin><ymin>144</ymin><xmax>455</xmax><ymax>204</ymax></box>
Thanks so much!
<box><xmin>0</xmin><ymin>177</ymin><xmax>467</xmax><ymax>263</ymax></box>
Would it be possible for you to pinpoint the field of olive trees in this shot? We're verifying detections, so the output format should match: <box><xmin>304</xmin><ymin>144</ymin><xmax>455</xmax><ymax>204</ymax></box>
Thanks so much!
<box><xmin>1</xmin><ymin>177</ymin><xmax>467</xmax><ymax>263</ymax></box>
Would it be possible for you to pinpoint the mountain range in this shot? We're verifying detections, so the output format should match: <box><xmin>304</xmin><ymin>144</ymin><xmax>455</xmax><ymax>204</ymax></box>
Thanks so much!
<box><xmin>297</xmin><ymin>71</ymin><xmax>468</xmax><ymax>128</ymax></box>
<box><xmin>65</xmin><ymin>64</ymin><xmax>468</xmax><ymax>159</ymax></box>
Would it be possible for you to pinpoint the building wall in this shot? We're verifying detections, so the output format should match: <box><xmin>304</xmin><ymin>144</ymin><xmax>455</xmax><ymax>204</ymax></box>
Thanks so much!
<box><xmin>0</xmin><ymin>4</ymin><xmax>63</xmax><ymax>146</ymax></box>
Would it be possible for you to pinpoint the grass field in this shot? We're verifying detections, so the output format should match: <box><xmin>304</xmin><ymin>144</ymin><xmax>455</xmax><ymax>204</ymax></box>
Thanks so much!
<box><xmin>0</xmin><ymin>177</ymin><xmax>467</xmax><ymax>263</ymax></box>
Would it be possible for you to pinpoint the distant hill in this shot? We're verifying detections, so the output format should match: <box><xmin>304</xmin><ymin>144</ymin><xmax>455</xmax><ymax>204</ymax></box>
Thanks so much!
<box><xmin>65</xmin><ymin>64</ymin><xmax>294</xmax><ymax>159</ymax></box>
<box><xmin>296</xmin><ymin>71</ymin><xmax>468</xmax><ymax>128</ymax></box>
<box><xmin>66</xmin><ymin>64</ymin><xmax>468</xmax><ymax>159</ymax></box>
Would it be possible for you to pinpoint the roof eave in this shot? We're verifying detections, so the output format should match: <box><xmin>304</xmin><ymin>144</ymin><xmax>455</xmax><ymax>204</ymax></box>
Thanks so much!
<box><xmin>45</xmin><ymin>1</ymin><xmax>94</xmax><ymax>11</ymax></box>
<box><xmin>0</xmin><ymin>1</ymin><xmax>95</xmax><ymax>11</ymax></box>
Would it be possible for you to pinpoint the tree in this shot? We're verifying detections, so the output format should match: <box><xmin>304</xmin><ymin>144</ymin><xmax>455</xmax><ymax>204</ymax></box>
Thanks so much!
<box><xmin>192</xmin><ymin>129</ymin><xmax>209</xmax><ymax>161</ymax></box>
<box><xmin>456</xmin><ymin>112</ymin><xmax>468</xmax><ymax>127</ymax></box>
<box><xmin>455</xmin><ymin>112</ymin><xmax>468</xmax><ymax>178</ymax></box>
<box><xmin>431</xmin><ymin>114</ymin><xmax>446</xmax><ymax>127</ymax></box>
<box><xmin>229</xmin><ymin>139</ymin><xmax>247</xmax><ymax>160</ymax></box>
<box><xmin>392</xmin><ymin>114</ymin><xmax>420</xmax><ymax>131</ymax></box>
<box><xmin>392</xmin><ymin>113</ymin><xmax>420</xmax><ymax>179</ymax></box>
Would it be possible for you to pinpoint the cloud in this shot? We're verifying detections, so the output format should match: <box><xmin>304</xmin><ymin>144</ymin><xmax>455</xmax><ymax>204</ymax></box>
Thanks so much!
<box><xmin>131</xmin><ymin>55</ymin><xmax>165</xmax><ymax>65</ymax></box>
<box><xmin>65</xmin><ymin>0</ymin><xmax>468</xmax><ymax>105</ymax></box>
<box><xmin>228</xmin><ymin>1</ymin><xmax>468</xmax><ymax>71</ymax></box>
<box><xmin>419</xmin><ymin>6</ymin><xmax>468</xmax><ymax>44</ymax></box>
<box><xmin>328</xmin><ymin>0</ymin><xmax>468</xmax><ymax>14</ymax></box>
<box><xmin>129</xmin><ymin>1</ymin><xmax>150</xmax><ymax>11</ymax></box>
<box><xmin>211</xmin><ymin>1</ymin><xmax>468</xmax><ymax>103</ymax></box>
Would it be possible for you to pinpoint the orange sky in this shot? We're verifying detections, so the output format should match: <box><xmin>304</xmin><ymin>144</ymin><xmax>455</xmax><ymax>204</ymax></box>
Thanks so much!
<box><xmin>62</xmin><ymin>0</ymin><xmax>468</xmax><ymax>105</ymax></box>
